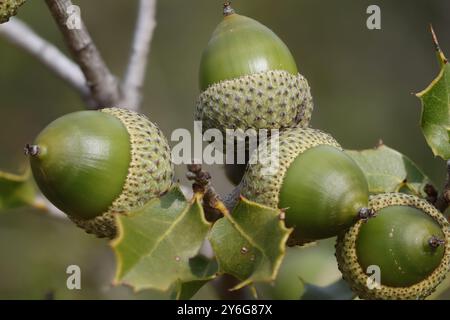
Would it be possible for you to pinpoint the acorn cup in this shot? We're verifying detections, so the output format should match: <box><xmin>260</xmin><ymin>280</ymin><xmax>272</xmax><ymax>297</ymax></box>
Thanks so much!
<box><xmin>336</xmin><ymin>193</ymin><xmax>450</xmax><ymax>300</ymax></box>
<box><xmin>195</xmin><ymin>2</ymin><xmax>313</xmax><ymax>139</ymax></box>
<box><xmin>26</xmin><ymin>108</ymin><xmax>174</xmax><ymax>238</ymax></box>
<box><xmin>241</xmin><ymin>127</ymin><xmax>370</xmax><ymax>245</ymax></box>
<box><xmin>0</xmin><ymin>0</ymin><xmax>25</xmax><ymax>23</ymax></box>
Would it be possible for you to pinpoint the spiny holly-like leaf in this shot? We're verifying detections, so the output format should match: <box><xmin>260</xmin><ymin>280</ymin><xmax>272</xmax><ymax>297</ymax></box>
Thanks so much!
<box><xmin>173</xmin><ymin>255</ymin><xmax>218</xmax><ymax>300</ymax></box>
<box><xmin>209</xmin><ymin>197</ymin><xmax>291</xmax><ymax>290</ymax></box>
<box><xmin>0</xmin><ymin>168</ymin><xmax>35</xmax><ymax>210</ymax></box>
<box><xmin>416</xmin><ymin>28</ymin><xmax>450</xmax><ymax>160</ymax></box>
<box><xmin>346</xmin><ymin>144</ymin><xmax>433</xmax><ymax>197</ymax></box>
<box><xmin>111</xmin><ymin>186</ymin><xmax>212</xmax><ymax>293</ymax></box>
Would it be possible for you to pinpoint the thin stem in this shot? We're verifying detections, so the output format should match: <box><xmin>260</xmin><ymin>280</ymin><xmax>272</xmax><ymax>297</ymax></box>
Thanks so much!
<box><xmin>0</xmin><ymin>18</ymin><xmax>90</xmax><ymax>99</ymax></box>
<box><xmin>33</xmin><ymin>198</ymin><xmax>67</xmax><ymax>219</ymax></box>
<box><xmin>435</xmin><ymin>160</ymin><xmax>450</xmax><ymax>214</ymax></box>
<box><xmin>223</xmin><ymin>2</ymin><xmax>235</xmax><ymax>16</ymax></box>
<box><xmin>24</xmin><ymin>144</ymin><xmax>40</xmax><ymax>156</ymax></box>
<box><xmin>358</xmin><ymin>207</ymin><xmax>376</xmax><ymax>222</ymax></box>
<box><xmin>45</xmin><ymin>0</ymin><xmax>120</xmax><ymax>108</ymax></box>
<box><xmin>122</xmin><ymin>0</ymin><xmax>157</xmax><ymax>110</ymax></box>
<box><xmin>187</xmin><ymin>164</ymin><xmax>226</xmax><ymax>221</ymax></box>
<box><xmin>424</xmin><ymin>183</ymin><xmax>439</xmax><ymax>205</ymax></box>
<box><xmin>223</xmin><ymin>183</ymin><xmax>242</xmax><ymax>212</ymax></box>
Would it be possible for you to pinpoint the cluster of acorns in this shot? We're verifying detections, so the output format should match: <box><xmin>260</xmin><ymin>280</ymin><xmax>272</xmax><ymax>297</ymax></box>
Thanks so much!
<box><xmin>24</xmin><ymin>3</ymin><xmax>449</xmax><ymax>299</ymax></box>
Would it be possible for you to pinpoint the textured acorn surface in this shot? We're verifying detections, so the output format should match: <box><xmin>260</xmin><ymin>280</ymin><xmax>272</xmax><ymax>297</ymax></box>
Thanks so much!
<box><xmin>197</xmin><ymin>10</ymin><xmax>312</xmax><ymax>136</ymax></box>
<box><xmin>241</xmin><ymin>127</ymin><xmax>369</xmax><ymax>244</ymax></box>
<box><xmin>196</xmin><ymin>70</ymin><xmax>313</xmax><ymax>136</ymax></box>
<box><xmin>357</xmin><ymin>206</ymin><xmax>444</xmax><ymax>287</ymax></box>
<box><xmin>336</xmin><ymin>193</ymin><xmax>450</xmax><ymax>300</ymax></box>
<box><xmin>0</xmin><ymin>0</ymin><xmax>25</xmax><ymax>23</ymax></box>
<box><xmin>30</xmin><ymin>108</ymin><xmax>173</xmax><ymax>238</ymax></box>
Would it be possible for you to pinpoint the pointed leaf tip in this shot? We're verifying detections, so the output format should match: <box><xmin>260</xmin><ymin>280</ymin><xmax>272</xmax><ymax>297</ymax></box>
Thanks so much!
<box><xmin>209</xmin><ymin>197</ymin><xmax>291</xmax><ymax>289</ymax></box>
<box><xmin>416</xmin><ymin>32</ymin><xmax>450</xmax><ymax>159</ymax></box>
<box><xmin>430</xmin><ymin>25</ymin><xmax>448</xmax><ymax>66</ymax></box>
<box><xmin>111</xmin><ymin>186</ymin><xmax>212</xmax><ymax>294</ymax></box>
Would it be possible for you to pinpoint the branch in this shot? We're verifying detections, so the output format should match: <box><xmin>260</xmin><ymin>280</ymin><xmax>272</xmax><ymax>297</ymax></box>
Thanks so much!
<box><xmin>187</xmin><ymin>164</ymin><xmax>225</xmax><ymax>221</ymax></box>
<box><xmin>435</xmin><ymin>160</ymin><xmax>450</xmax><ymax>214</ymax></box>
<box><xmin>121</xmin><ymin>0</ymin><xmax>157</xmax><ymax>110</ymax></box>
<box><xmin>45</xmin><ymin>0</ymin><xmax>120</xmax><ymax>108</ymax></box>
<box><xmin>33</xmin><ymin>195</ymin><xmax>68</xmax><ymax>220</ymax></box>
<box><xmin>186</xmin><ymin>164</ymin><xmax>243</xmax><ymax>221</ymax></box>
<box><xmin>0</xmin><ymin>18</ymin><xmax>89</xmax><ymax>98</ymax></box>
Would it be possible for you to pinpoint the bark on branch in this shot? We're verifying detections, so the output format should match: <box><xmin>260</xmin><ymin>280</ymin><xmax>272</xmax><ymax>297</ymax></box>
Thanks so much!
<box><xmin>45</xmin><ymin>0</ymin><xmax>120</xmax><ymax>108</ymax></box>
<box><xmin>186</xmin><ymin>164</ymin><xmax>242</xmax><ymax>221</ymax></box>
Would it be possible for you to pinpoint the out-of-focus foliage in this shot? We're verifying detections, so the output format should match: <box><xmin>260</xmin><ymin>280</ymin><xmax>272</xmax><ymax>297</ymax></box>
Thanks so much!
<box><xmin>0</xmin><ymin>168</ymin><xmax>35</xmax><ymax>210</ymax></box>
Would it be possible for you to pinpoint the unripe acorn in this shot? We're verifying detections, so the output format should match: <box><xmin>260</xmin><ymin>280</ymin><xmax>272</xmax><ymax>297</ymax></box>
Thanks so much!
<box><xmin>26</xmin><ymin>108</ymin><xmax>174</xmax><ymax>238</ymax></box>
<box><xmin>195</xmin><ymin>2</ymin><xmax>313</xmax><ymax>137</ymax></box>
<box><xmin>241</xmin><ymin>127</ymin><xmax>370</xmax><ymax>245</ymax></box>
<box><xmin>336</xmin><ymin>193</ymin><xmax>450</xmax><ymax>300</ymax></box>
<box><xmin>0</xmin><ymin>0</ymin><xmax>25</xmax><ymax>23</ymax></box>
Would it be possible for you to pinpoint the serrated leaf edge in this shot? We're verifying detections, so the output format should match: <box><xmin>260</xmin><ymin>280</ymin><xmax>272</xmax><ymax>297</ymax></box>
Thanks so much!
<box><xmin>212</xmin><ymin>196</ymin><xmax>292</xmax><ymax>290</ymax></box>
<box><xmin>110</xmin><ymin>188</ymin><xmax>211</xmax><ymax>293</ymax></box>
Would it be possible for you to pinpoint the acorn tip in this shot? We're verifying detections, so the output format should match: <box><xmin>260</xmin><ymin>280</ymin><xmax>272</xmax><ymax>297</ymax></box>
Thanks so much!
<box><xmin>358</xmin><ymin>207</ymin><xmax>376</xmax><ymax>222</ymax></box>
<box><xmin>429</xmin><ymin>235</ymin><xmax>445</xmax><ymax>249</ymax></box>
<box><xmin>24</xmin><ymin>144</ymin><xmax>40</xmax><ymax>156</ymax></box>
<box><xmin>223</xmin><ymin>1</ymin><xmax>235</xmax><ymax>16</ymax></box>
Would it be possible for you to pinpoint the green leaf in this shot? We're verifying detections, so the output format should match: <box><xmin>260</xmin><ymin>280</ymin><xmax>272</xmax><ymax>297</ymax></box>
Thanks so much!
<box><xmin>112</xmin><ymin>186</ymin><xmax>212</xmax><ymax>293</ymax></box>
<box><xmin>209</xmin><ymin>197</ymin><xmax>291</xmax><ymax>290</ymax></box>
<box><xmin>301</xmin><ymin>278</ymin><xmax>355</xmax><ymax>300</ymax></box>
<box><xmin>0</xmin><ymin>169</ymin><xmax>36</xmax><ymax>210</ymax></box>
<box><xmin>416</xmin><ymin>29</ymin><xmax>450</xmax><ymax>159</ymax></box>
<box><xmin>173</xmin><ymin>255</ymin><xmax>218</xmax><ymax>300</ymax></box>
<box><xmin>346</xmin><ymin>144</ymin><xmax>433</xmax><ymax>197</ymax></box>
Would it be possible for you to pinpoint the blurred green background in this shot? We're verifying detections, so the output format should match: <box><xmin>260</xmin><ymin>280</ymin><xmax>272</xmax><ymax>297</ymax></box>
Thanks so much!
<box><xmin>1</xmin><ymin>0</ymin><xmax>450</xmax><ymax>299</ymax></box>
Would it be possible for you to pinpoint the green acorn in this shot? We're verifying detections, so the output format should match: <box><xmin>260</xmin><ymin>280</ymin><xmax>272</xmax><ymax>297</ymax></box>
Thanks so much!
<box><xmin>195</xmin><ymin>2</ymin><xmax>313</xmax><ymax>137</ymax></box>
<box><xmin>26</xmin><ymin>108</ymin><xmax>174</xmax><ymax>238</ymax></box>
<box><xmin>0</xmin><ymin>0</ymin><xmax>25</xmax><ymax>23</ymax></box>
<box><xmin>336</xmin><ymin>193</ymin><xmax>450</xmax><ymax>300</ymax></box>
<box><xmin>241</xmin><ymin>127</ymin><xmax>370</xmax><ymax>244</ymax></box>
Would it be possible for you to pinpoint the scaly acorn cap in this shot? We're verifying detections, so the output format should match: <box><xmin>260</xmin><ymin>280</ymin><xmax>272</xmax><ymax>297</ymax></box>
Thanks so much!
<box><xmin>241</xmin><ymin>127</ymin><xmax>369</xmax><ymax>244</ymax></box>
<box><xmin>196</xmin><ymin>3</ymin><xmax>313</xmax><ymax>137</ymax></box>
<box><xmin>336</xmin><ymin>193</ymin><xmax>450</xmax><ymax>300</ymax></box>
<box><xmin>0</xmin><ymin>0</ymin><xmax>25</xmax><ymax>23</ymax></box>
<box><xmin>196</xmin><ymin>70</ymin><xmax>313</xmax><ymax>135</ymax></box>
<box><xmin>242</xmin><ymin>128</ymin><xmax>341</xmax><ymax>208</ymax></box>
<box><xmin>29</xmin><ymin>108</ymin><xmax>174</xmax><ymax>239</ymax></box>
